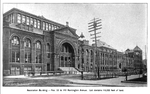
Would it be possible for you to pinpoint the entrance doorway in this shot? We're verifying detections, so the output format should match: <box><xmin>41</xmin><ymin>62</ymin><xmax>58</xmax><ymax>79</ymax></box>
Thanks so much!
<box><xmin>59</xmin><ymin>42</ymin><xmax>75</xmax><ymax>67</ymax></box>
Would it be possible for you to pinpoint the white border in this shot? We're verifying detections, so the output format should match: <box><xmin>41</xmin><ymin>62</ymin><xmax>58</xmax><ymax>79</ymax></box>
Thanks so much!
<box><xmin>1</xmin><ymin>0</ymin><xmax>149</xmax><ymax>94</ymax></box>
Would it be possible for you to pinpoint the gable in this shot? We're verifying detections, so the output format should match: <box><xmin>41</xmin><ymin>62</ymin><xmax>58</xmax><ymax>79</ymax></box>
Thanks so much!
<box><xmin>62</xmin><ymin>29</ymin><xmax>74</xmax><ymax>36</ymax></box>
<box><xmin>55</xmin><ymin>27</ymin><xmax>79</xmax><ymax>38</ymax></box>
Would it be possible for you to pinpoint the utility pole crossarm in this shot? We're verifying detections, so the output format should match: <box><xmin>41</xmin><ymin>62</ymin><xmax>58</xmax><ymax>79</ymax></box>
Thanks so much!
<box><xmin>88</xmin><ymin>18</ymin><xmax>102</xmax><ymax>79</ymax></box>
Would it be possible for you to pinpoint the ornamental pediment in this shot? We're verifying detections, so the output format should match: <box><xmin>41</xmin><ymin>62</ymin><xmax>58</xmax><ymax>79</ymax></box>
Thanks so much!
<box><xmin>55</xmin><ymin>27</ymin><xmax>79</xmax><ymax>38</ymax></box>
<box><xmin>62</xmin><ymin>29</ymin><xmax>74</xmax><ymax>36</ymax></box>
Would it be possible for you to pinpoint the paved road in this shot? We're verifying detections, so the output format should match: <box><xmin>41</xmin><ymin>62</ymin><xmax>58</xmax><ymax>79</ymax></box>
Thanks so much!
<box><xmin>4</xmin><ymin>74</ymin><xmax>147</xmax><ymax>87</ymax></box>
<box><xmin>63</xmin><ymin>75</ymin><xmax>147</xmax><ymax>87</ymax></box>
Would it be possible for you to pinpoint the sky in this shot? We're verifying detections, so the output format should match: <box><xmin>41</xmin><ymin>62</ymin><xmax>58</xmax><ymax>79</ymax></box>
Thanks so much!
<box><xmin>3</xmin><ymin>3</ymin><xmax>148</xmax><ymax>58</ymax></box>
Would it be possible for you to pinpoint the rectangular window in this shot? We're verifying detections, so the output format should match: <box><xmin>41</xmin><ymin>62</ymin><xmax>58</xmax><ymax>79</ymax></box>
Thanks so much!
<box><xmin>26</xmin><ymin>16</ymin><xmax>29</xmax><ymax>25</ymax></box>
<box><xmin>36</xmin><ymin>54</ymin><xmax>42</xmax><ymax>63</ymax></box>
<box><xmin>24</xmin><ymin>67</ymin><xmax>32</xmax><ymax>74</ymax></box>
<box><xmin>16</xmin><ymin>67</ymin><xmax>20</xmax><ymax>75</ymax></box>
<box><xmin>25</xmin><ymin>53</ymin><xmax>27</xmax><ymax>63</ymax></box>
<box><xmin>9</xmin><ymin>14</ymin><xmax>14</xmax><ymax>23</ymax></box>
<box><xmin>10</xmin><ymin>14</ymin><xmax>12</xmax><ymax>23</ymax></box>
<box><xmin>30</xmin><ymin>18</ymin><xmax>33</xmax><ymax>26</ymax></box>
<box><xmin>35</xmin><ymin>66</ymin><xmax>42</xmax><ymax>74</ymax></box>
<box><xmin>25</xmin><ymin>53</ymin><xmax>31</xmax><ymax>63</ymax></box>
<box><xmin>28</xmin><ymin>53</ymin><xmax>31</xmax><ymax>63</ymax></box>
<box><xmin>34</xmin><ymin>19</ymin><xmax>37</xmax><ymax>28</ymax></box>
<box><xmin>39</xmin><ymin>54</ymin><xmax>42</xmax><ymax>63</ymax></box>
<box><xmin>36</xmin><ymin>55</ymin><xmax>38</xmax><ymax>63</ymax></box>
<box><xmin>17</xmin><ymin>14</ymin><xmax>21</xmax><ymax>23</ymax></box>
<box><xmin>43</xmin><ymin>22</ymin><xmax>45</xmax><ymax>30</ymax></box>
<box><xmin>46</xmin><ymin>23</ymin><xmax>48</xmax><ymax>30</ymax></box>
<box><xmin>37</xmin><ymin>20</ymin><xmax>41</xmax><ymax>29</ymax></box>
<box><xmin>12</xmin><ymin>51</ymin><xmax>20</xmax><ymax>63</ymax></box>
<box><xmin>16</xmin><ymin>52</ymin><xmax>20</xmax><ymax>62</ymax></box>
<box><xmin>22</xmin><ymin>15</ymin><xmax>26</xmax><ymax>24</ymax></box>
<box><xmin>49</xmin><ymin>24</ymin><xmax>51</xmax><ymax>30</ymax></box>
<box><xmin>11</xmin><ymin>67</ymin><xmax>15</xmax><ymax>75</ymax></box>
<box><xmin>11</xmin><ymin>67</ymin><xmax>20</xmax><ymax>75</ymax></box>
<box><xmin>51</xmin><ymin>25</ymin><xmax>54</xmax><ymax>30</ymax></box>
<box><xmin>8</xmin><ymin>15</ymin><xmax>10</xmax><ymax>23</ymax></box>
<box><xmin>12</xmin><ymin>13</ymin><xmax>14</xmax><ymax>23</ymax></box>
<box><xmin>12</xmin><ymin>51</ymin><xmax>15</xmax><ymax>62</ymax></box>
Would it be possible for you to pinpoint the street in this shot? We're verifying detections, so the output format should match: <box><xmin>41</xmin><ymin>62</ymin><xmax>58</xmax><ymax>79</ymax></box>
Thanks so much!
<box><xmin>3</xmin><ymin>74</ymin><xmax>147</xmax><ymax>87</ymax></box>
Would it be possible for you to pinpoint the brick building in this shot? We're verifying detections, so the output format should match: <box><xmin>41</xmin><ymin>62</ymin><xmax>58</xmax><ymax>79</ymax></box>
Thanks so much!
<box><xmin>125</xmin><ymin>46</ymin><xmax>143</xmax><ymax>72</ymax></box>
<box><xmin>3</xmin><ymin>8</ymin><xmax>143</xmax><ymax>76</ymax></box>
<box><xmin>3</xmin><ymin>8</ymin><xmax>80</xmax><ymax>75</ymax></box>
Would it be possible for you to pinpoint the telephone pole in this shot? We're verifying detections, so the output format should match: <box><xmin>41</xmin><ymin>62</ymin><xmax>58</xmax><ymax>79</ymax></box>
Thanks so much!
<box><xmin>88</xmin><ymin>18</ymin><xmax>102</xmax><ymax>78</ymax></box>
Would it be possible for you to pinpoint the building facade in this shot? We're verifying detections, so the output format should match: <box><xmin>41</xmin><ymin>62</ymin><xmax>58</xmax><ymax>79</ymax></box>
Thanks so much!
<box><xmin>3</xmin><ymin>8</ymin><xmax>143</xmax><ymax>76</ymax></box>
<box><xmin>125</xmin><ymin>46</ymin><xmax>143</xmax><ymax>72</ymax></box>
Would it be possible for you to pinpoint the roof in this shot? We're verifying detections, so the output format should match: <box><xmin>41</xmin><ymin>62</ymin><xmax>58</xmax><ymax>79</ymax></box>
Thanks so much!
<box><xmin>96</xmin><ymin>40</ymin><xmax>115</xmax><ymax>50</ymax></box>
<box><xmin>3</xmin><ymin>8</ymin><xmax>75</xmax><ymax>29</ymax></box>
<box><xmin>133</xmin><ymin>46</ymin><xmax>142</xmax><ymax>51</ymax></box>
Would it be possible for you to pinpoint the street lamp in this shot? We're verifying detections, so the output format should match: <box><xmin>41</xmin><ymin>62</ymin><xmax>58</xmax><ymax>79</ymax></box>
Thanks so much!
<box><xmin>79</xmin><ymin>32</ymin><xmax>85</xmax><ymax>80</ymax></box>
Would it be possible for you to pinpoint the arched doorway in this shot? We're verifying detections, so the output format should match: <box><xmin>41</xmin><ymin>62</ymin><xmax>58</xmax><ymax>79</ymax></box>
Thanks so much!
<box><xmin>59</xmin><ymin>42</ymin><xmax>75</xmax><ymax>67</ymax></box>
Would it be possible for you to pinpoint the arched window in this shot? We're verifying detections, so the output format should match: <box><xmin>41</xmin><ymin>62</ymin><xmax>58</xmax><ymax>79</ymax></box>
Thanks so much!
<box><xmin>24</xmin><ymin>38</ymin><xmax>31</xmax><ymax>48</ymax></box>
<box><xmin>24</xmin><ymin>38</ymin><xmax>31</xmax><ymax>63</ymax></box>
<box><xmin>11</xmin><ymin>36</ymin><xmax>20</xmax><ymax>63</ymax></box>
<box><xmin>11</xmin><ymin>36</ymin><xmax>20</xmax><ymax>45</ymax></box>
<box><xmin>36</xmin><ymin>41</ymin><xmax>41</xmax><ymax>49</ymax></box>
<box><xmin>35</xmin><ymin>40</ymin><xmax>42</xmax><ymax>63</ymax></box>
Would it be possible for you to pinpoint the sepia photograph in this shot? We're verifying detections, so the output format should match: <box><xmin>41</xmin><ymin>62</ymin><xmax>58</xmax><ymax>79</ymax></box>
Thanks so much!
<box><xmin>1</xmin><ymin>1</ymin><xmax>148</xmax><ymax>94</ymax></box>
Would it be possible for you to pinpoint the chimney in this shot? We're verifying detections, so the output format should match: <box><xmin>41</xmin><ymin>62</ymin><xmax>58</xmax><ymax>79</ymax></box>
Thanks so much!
<box><xmin>66</xmin><ymin>22</ymin><xmax>69</xmax><ymax>27</ymax></box>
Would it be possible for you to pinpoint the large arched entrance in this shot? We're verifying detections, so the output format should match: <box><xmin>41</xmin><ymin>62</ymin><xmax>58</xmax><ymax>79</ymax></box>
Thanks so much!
<box><xmin>59</xmin><ymin>42</ymin><xmax>75</xmax><ymax>67</ymax></box>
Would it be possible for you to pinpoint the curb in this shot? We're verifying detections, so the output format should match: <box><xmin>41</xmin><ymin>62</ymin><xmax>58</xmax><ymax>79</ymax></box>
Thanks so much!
<box><xmin>71</xmin><ymin>82</ymin><xmax>125</xmax><ymax>87</ymax></box>
<box><xmin>121</xmin><ymin>81</ymin><xmax>147</xmax><ymax>84</ymax></box>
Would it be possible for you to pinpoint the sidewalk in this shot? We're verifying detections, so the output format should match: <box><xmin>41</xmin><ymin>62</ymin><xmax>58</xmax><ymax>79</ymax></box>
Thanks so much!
<box><xmin>4</xmin><ymin>74</ymin><xmax>147</xmax><ymax>87</ymax></box>
<box><xmin>64</xmin><ymin>75</ymin><xmax>147</xmax><ymax>87</ymax></box>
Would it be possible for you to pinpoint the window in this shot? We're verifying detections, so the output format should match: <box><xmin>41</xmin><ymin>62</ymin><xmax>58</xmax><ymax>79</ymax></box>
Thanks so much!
<box><xmin>35</xmin><ymin>66</ymin><xmax>42</xmax><ymax>74</ymax></box>
<box><xmin>36</xmin><ymin>54</ymin><xmax>42</xmax><ymax>63</ymax></box>
<box><xmin>46</xmin><ymin>23</ymin><xmax>48</xmax><ymax>30</ymax></box>
<box><xmin>56</xmin><ymin>26</ymin><xmax>59</xmax><ymax>29</ymax></box>
<box><xmin>34</xmin><ymin>19</ymin><xmax>37</xmax><ymax>28</ymax></box>
<box><xmin>43</xmin><ymin>22</ymin><xmax>45</xmax><ymax>30</ymax></box>
<box><xmin>22</xmin><ymin>15</ymin><xmax>26</xmax><ymax>24</ymax></box>
<box><xmin>12</xmin><ymin>51</ymin><xmax>20</xmax><ymax>62</ymax></box>
<box><xmin>30</xmin><ymin>18</ymin><xmax>33</xmax><ymax>26</ymax></box>
<box><xmin>24</xmin><ymin>67</ymin><xmax>32</xmax><ymax>73</ymax></box>
<box><xmin>37</xmin><ymin>20</ymin><xmax>41</xmax><ymax>29</ymax></box>
<box><xmin>49</xmin><ymin>24</ymin><xmax>51</xmax><ymax>30</ymax></box>
<box><xmin>51</xmin><ymin>24</ymin><xmax>54</xmax><ymax>30</ymax></box>
<box><xmin>25</xmin><ymin>52</ymin><xmax>31</xmax><ymax>63</ymax></box>
<box><xmin>17</xmin><ymin>14</ymin><xmax>21</xmax><ymax>23</ymax></box>
<box><xmin>35</xmin><ymin>41</ymin><xmax>42</xmax><ymax>63</ymax></box>
<box><xmin>11</xmin><ymin>67</ymin><xmax>20</xmax><ymax>75</ymax></box>
<box><xmin>36</xmin><ymin>41</ymin><xmax>41</xmax><ymax>49</ymax></box>
<box><xmin>24</xmin><ymin>38</ymin><xmax>31</xmax><ymax>48</ymax></box>
<box><xmin>26</xmin><ymin>16</ymin><xmax>29</xmax><ymax>25</ymax></box>
<box><xmin>54</xmin><ymin>26</ymin><xmax>57</xmax><ymax>29</ymax></box>
<box><xmin>10</xmin><ymin>14</ymin><xmax>14</xmax><ymax>23</ymax></box>
<box><xmin>46</xmin><ymin>43</ymin><xmax>50</xmax><ymax>58</ymax></box>
<box><xmin>11</xmin><ymin>36</ymin><xmax>20</xmax><ymax>63</ymax></box>
<box><xmin>11</xmin><ymin>36</ymin><xmax>20</xmax><ymax>45</ymax></box>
